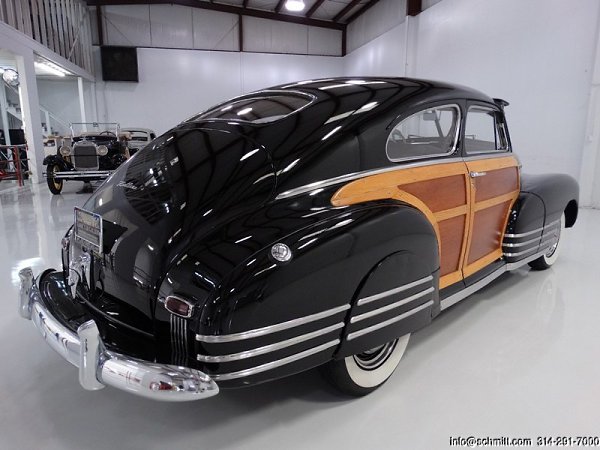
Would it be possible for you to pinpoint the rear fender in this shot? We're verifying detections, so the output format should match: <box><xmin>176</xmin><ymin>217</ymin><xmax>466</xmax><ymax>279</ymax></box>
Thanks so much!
<box><xmin>336</xmin><ymin>250</ymin><xmax>437</xmax><ymax>359</ymax></box>
<box><xmin>192</xmin><ymin>202</ymin><xmax>438</xmax><ymax>387</ymax></box>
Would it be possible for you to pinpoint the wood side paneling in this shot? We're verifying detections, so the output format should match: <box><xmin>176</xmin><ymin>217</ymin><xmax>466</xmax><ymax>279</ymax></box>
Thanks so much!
<box><xmin>331</xmin><ymin>155</ymin><xmax>520</xmax><ymax>291</ymax></box>
<box><xmin>438</xmin><ymin>215</ymin><xmax>465</xmax><ymax>276</ymax></box>
<box><xmin>401</xmin><ymin>175</ymin><xmax>466</xmax><ymax>213</ymax></box>
<box><xmin>467</xmin><ymin>200</ymin><xmax>512</xmax><ymax>264</ymax></box>
<box><xmin>473</xmin><ymin>167</ymin><xmax>518</xmax><ymax>203</ymax></box>
<box><xmin>332</xmin><ymin>161</ymin><xmax>470</xmax><ymax>290</ymax></box>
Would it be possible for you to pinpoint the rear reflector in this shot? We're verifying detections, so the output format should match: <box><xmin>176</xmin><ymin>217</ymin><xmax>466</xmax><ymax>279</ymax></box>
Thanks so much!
<box><xmin>164</xmin><ymin>295</ymin><xmax>194</xmax><ymax>318</ymax></box>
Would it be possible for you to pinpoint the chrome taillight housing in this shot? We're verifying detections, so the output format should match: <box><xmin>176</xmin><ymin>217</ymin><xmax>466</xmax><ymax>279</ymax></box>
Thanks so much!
<box><xmin>164</xmin><ymin>295</ymin><xmax>194</xmax><ymax>318</ymax></box>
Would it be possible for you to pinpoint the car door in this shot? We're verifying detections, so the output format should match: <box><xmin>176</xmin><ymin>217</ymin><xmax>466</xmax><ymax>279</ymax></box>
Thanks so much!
<box><xmin>462</xmin><ymin>103</ymin><xmax>520</xmax><ymax>280</ymax></box>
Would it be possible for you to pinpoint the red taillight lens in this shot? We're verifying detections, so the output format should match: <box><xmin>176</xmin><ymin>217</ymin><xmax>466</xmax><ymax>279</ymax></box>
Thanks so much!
<box><xmin>164</xmin><ymin>295</ymin><xmax>194</xmax><ymax>318</ymax></box>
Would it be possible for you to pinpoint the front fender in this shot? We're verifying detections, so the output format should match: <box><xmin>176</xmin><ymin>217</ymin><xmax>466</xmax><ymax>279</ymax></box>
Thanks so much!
<box><xmin>43</xmin><ymin>155</ymin><xmax>71</xmax><ymax>171</ymax></box>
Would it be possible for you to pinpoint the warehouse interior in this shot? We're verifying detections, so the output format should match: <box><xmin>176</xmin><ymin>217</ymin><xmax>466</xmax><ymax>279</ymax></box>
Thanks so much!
<box><xmin>1</xmin><ymin>1</ymin><xmax>599</xmax><ymax>448</ymax></box>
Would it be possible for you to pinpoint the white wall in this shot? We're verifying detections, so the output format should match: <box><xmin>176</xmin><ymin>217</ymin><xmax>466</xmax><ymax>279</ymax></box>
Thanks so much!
<box><xmin>346</xmin><ymin>0</ymin><xmax>406</xmax><ymax>54</ymax></box>
<box><xmin>97</xmin><ymin>4</ymin><xmax>341</xmax><ymax>56</ymax></box>
<box><xmin>94</xmin><ymin>47</ymin><xmax>344</xmax><ymax>135</ymax></box>
<box><xmin>345</xmin><ymin>0</ymin><xmax>600</xmax><ymax>204</ymax></box>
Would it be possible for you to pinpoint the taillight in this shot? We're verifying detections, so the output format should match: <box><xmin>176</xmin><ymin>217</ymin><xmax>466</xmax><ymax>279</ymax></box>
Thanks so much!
<box><xmin>164</xmin><ymin>295</ymin><xmax>194</xmax><ymax>318</ymax></box>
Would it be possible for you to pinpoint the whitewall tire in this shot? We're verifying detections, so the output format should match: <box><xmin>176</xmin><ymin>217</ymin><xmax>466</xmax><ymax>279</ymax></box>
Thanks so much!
<box><xmin>529</xmin><ymin>214</ymin><xmax>565</xmax><ymax>270</ymax></box>
<box><xmin>322</xmin><ymin>334</ymin><xmax>410</xmax><ymax>396</ymax></box>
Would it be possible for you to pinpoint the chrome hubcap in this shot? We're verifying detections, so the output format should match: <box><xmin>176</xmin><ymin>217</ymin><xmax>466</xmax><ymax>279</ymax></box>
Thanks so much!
<box><xmin>353</xmin><ymin>340</ymin><xmax>398</xmax><ymax>371</ymax></box>
<box><xmin>52</xmin><ymin>166</ymin><xmax>62</xmax><ymax>189</ymax></box>
<box><xmin>545</xmin><ymin>226</ymin><xmax>561</xmax><ymax>258</ymax></box>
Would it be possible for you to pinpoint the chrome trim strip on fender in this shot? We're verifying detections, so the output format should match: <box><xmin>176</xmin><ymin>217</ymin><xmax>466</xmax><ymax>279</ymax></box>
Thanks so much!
<box><xmin>276</xmin><ymin>158</ymin><xmax>465</xmax><ymax>200</ymax></box>
<box><xmin>197</xmin><ymin>322</ymin><xmax>344</xmax><ymax>363</ymax></box>
<box><xmin>356</xmin><ymin>275</ymin><xmax>433</xmax><ymax>307</ymax></box>
<box><xmin>212</xmin><ymin>339</ymin><xmax>340</xmax><ymax>381</ymax></box>
<box><xmin>196</xmin><ymin>304</ymin><xmax>350</xmax><ymax>343</ymax></box>
<box><xmin>347</xmin><ymin>300</ymin><xmax>433</xmax><ymax>341</ymax></box>
<box><xmin>503</xmin><ymin>247</ymin><xmax>540</xmax><ymax>258</ymax></box>
<box><xmin>502</xmin><ymin>235</ymin><xmax>541</xmax><ymax>248</ymax></box>
<box><xmin>351</xmin><ymin>287</ymin><xmax>434</xmax><ymax>324</ymax></box>
<box><xmin>275</xmin><ymin>153</ymin><xmax>514</xmax><ymax>200</ymax></box>
<box><xmin>504</xmin><ymin>219</ymin><xmax>560</xmax><ymax>239</ymax></box>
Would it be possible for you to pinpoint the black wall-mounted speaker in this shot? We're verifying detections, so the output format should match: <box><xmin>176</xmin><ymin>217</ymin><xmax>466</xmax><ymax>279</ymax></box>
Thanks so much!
<box><xmin>100</xmin><ymin>46</ymin><xmax>139</xmax><ymax>82</ymax></box>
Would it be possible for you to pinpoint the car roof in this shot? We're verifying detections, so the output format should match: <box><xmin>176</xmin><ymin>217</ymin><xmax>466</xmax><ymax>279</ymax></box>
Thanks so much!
<box><xmin>271</xmin><ymin>77</ymin><xmax>495</xmax><ymax>105</ymax></box>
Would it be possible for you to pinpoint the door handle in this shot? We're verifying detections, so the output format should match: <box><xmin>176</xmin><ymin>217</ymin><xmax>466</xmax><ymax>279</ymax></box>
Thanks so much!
<box><xmin>470</xmin><ymin>171</ymin><xmax>487</xmax><ymax>178</ymax></box>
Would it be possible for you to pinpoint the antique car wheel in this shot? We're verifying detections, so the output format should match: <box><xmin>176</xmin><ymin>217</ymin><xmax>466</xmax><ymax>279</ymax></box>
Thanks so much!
<box><xmin>322</xmin><ymin>334</ymin><xmax>410</xmax><ymax>396</ymax></box>
<box><xmin>47</xmin><ymin>164</ymin><xmax>63</xmax><ymax>195</ymax></box>
<box><xmin>529</xmin><ymin>214</ymin><xmax>566</xmax><ymax>270</ymax></box>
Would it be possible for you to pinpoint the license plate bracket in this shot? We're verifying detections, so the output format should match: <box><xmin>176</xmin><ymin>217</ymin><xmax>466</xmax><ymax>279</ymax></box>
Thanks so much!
<box><xmin>73</xmin><ymin>207</ymin><xmax>103</xmax><ymax>255</ymax></box>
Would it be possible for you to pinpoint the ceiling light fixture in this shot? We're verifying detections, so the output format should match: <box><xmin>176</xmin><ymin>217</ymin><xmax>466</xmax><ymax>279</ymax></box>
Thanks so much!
<box><xmin>35</xmin><ymin>61</ymin><xmax>65</xmax><ymax>77</ymax></box>
<box><xmin>285</xmin><ymin>0</ymin><xmax>305</xmax><ymax>12</ymax></box>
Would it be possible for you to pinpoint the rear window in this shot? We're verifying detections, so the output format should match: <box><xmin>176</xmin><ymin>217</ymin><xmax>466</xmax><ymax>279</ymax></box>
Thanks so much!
<box><xmin>192</xmin><ymin>92</ymin><xmax>313</xmax><ymax>124</ymax></box>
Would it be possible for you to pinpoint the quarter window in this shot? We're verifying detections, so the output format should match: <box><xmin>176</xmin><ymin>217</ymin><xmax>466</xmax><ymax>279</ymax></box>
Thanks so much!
<box><xmin>386</xmin><ymin>105</ymin><xmax>460</xmax><ymax>162</ymax></box>
<box><xmin>464</xmin><ymin>106</ymin><xmax>509</xmax><ymax>153</ymax></box>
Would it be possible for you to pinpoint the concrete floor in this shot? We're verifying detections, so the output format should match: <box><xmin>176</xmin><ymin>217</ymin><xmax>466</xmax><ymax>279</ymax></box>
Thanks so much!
<box><xmin>1</xmin><ymin>181</ymin><xmax>599</xmax><ymax>450</ymax></box>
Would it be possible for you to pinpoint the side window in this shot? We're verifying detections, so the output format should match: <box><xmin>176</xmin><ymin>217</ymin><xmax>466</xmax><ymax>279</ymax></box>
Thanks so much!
<box><xmin>464</xmin><ymin>106</ymin><xmax>509</xmax><ymax>154</ymax></box>
<box><xmin>386</xmin><ymin>104</ymin><xmax>460</xmax><ymax>162</ymax></box>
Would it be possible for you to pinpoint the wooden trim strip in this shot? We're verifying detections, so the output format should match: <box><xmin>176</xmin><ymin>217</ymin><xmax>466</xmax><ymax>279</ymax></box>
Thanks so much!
<box><xmin>463</xmin><ymin>249</ymin><xmax>502</xmax><ymax>278</ymax></box>
<box><xmin>330</xmin><ymin>162</ymin><xmax>468</xmax><ymax>205</ymax></box>
<box><xmin>440</xmin><ymin>271</ymin><xmax>463</xmax><ymax>289</ymax></box>
<box><xmin>466</xmin><ymin>155</ymin><xmax>518</xmax><ymax>172</ymax></box>
<box><xmin>434</xmin><ymin>204</ymin><xmax>467</xmax><ymax>222</ymax></box>
<box><xmin>473</xmin><ymin>190</ymin><xmax>519</xmax><ymax>212</ymax></box>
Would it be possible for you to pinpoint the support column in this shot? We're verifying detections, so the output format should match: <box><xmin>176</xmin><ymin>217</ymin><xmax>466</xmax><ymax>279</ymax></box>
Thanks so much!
<box><xmin>0</xmin><ymin>83</ymin><xmax>11</xmax><ymax>145</ymax></box>
<box><xmin>44</xmin><ymin>110</ymin><xmax>50</xmax><ymax>134</ymax></box>
<box><xmin>77</xmin><ymin>76</ymin><xmax>87</xmax><ymax>131</ymax></box>
<box><xmin>579</xmin><ymin>10</ymin><xmax>600</xmax><ymax>208</ymax></box>
<box><xmin>15</xmin><ymin>49</ymin><xmax>44</xmax><ymax>184</ymax></box>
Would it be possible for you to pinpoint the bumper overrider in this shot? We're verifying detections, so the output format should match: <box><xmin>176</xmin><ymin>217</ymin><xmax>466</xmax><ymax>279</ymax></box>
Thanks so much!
<box><xmin>18</xmin><ymin>267</ymin><xmax>219</xmax><ymax>401</ymax></box>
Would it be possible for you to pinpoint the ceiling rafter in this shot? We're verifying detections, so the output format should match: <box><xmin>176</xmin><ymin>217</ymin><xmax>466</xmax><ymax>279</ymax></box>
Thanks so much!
<box><xmin>306</xmin><ymin>0</ymin><xmax>326</xmax><ymax>18</ymax></box>
<box><xmin>406</xmin><ymin>0</ymin><xmax>422</xmax><ymax>16</ymax></box>
<box><xmin>87</xmin><ymin>0</ymin><xmax>345</xmax><ymax>30</ymax></box>
<box><xmin>274</xmin><ymin>0</ymin><xmax>286</xmax><ymax>13</ymax></box>
<box><xmin>332</xmin><ymin>0</ymin><xmax>362</xmax><ymax>23</ymax></box>
<box><xmin>346</xmin><ymin>0</ymin><xmax>380</xmax><ymax>23</ymax></box>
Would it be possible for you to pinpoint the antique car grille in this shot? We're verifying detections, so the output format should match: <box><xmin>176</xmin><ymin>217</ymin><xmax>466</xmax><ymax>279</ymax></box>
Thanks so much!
<box><xmin>72</xmin><ymin>142</ymin><xmax>99</xmax><ymax>170</ymax></box>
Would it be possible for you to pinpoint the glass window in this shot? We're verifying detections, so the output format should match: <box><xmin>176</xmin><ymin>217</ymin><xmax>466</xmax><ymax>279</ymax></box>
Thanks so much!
<box><xmin>464</xmin><ymin>106</ymin><xmax>509</xmax><ymax>153</ymax></box>
<box><xmin>386</xmin><ymin>105</ymin><xmax>460</xmax><ymax>162</ymax></box>
<box><xmin>192</xmin><ymin>93</ymin><xmax>312</xmax><ymax>124</ymax></box>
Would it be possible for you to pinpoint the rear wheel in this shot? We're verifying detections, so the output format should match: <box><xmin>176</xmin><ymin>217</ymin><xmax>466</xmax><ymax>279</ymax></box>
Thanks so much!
<box><xmin>321</xmin><ymin>334</ymin><xmax>410</xmax><ymax>396</ymax></box>
<box><xmin>46</xmin><ymin>164</ymin><xmax>63</xmax><ymax>195</ymax></box>
<box><xmin>529</xmin><ymin>214</ymin><xmax>565</xmax><ymax>270</ymax></box>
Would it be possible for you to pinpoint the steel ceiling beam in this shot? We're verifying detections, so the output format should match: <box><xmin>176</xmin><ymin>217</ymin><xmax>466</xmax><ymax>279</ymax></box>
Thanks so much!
<box><xmin>406</xmin><ymin>0</ymin><xmax>422</xmax><ymax>16</ymax></box>
<box><xmin>346</xmin><ymin>0</ymin><xmax>380</xmax><ymax>24</ymax></box>
<box><xmin>306</xmin><ymin>0</ymin><xmax>326</xmax><ymax>18</ymax></box>
<box><xmin>274</xmin><ymin>0</ymin><xmax>286</xmax><ymax>13</ymax></box>
<box><xmin>332</xmin><ymin>0</ymin><xmax>362</xmax><ymax>23</ymax></box>
<box><xmin>87</xmin><ymin>0</ymin><xmax>345</xmax><ymax>30</ymax></box>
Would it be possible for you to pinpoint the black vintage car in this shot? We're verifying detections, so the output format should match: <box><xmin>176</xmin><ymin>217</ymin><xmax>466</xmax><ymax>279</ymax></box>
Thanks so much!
<box><xmin>20</xmin><ymin>78</ymin><xmax>578</xmax><ymax>401</ymax></box>
<box><xmin>43</xmin><ymin>122</ymin><xmax>130</xmax><ymax>194</ymax></box>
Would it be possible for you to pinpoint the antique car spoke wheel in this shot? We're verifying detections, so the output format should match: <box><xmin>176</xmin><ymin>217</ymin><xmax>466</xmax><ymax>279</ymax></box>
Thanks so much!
<box><xmin>322</xmin><ymin>334</ymin><xmax>410</xmax><ymax>396</ymax></box>
<box><xmin>529</xmin><ymin>213</ymin><xmax>565</xmax><ymax>270</ymax></box>
<box><xmin>47</xmin><ymin>164</ymin><xmax>63</xmax><ymax>195</ymax></box>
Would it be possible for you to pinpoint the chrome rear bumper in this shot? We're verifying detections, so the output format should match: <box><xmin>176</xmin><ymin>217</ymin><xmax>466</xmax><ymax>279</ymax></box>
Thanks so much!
<box><xmin>18</xmin><ymin>267</ymin><xmax>219</xmax><ymax>401</ymax></box>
